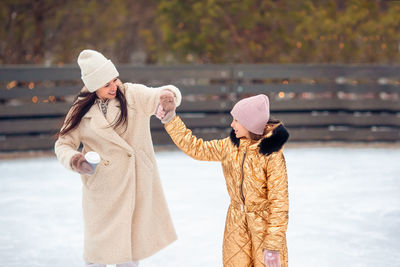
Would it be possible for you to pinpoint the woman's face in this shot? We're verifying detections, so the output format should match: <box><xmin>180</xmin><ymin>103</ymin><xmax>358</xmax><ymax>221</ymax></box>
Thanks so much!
<box><xmin>231</xmin><ymin>118</ymin><xmax>250</xmax><ymax>139</ymax></box>
<box><xmin>96</xmin><ymin>77</ymin><xmax>118</xmax><ymax>101</ymax></box>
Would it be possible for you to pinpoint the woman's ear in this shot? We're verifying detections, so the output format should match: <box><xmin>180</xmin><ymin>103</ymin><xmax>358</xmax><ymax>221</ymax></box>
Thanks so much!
<box><xmin>116</xmin><ymin>78</ymin><xmax>126</xmax><ymax>91</ymax></box>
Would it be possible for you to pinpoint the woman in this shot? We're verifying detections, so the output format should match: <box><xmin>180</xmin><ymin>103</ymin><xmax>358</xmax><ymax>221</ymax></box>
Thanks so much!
<box><xmin>156</xmin><ymin>94</ymin><xmax>289</xmax><ymax>267</ymax></box>
<box><xmin>55</xmin><ymin>49</ymin><xmax>181</xmax><ymax>267</ymax></box>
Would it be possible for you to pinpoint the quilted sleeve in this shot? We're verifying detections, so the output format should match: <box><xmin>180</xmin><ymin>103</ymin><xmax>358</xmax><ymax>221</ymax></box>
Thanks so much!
<box><xmin>263</xmin><ymin>150</ymin><xmax>289</xmax><ymax>251</ymax></box>
<box><xmin>164</xmin><ymin>116</ymin><xmax>227</xmax><ymax>162</ymax></box>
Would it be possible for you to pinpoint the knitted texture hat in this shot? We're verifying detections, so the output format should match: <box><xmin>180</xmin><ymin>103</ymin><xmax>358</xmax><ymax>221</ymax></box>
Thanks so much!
<box><xmin>230</xmin><ymin>94</ymin><xmax>270</xmax><ymax>135</ymax></box>
<box><xmin>77</xmin><ymin>49</ymin><xmax>119</xmax><ymax>92</ymax></box>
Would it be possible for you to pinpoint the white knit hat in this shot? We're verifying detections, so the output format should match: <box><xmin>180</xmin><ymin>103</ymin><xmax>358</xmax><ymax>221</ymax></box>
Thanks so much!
<box><xmin>77</xmin><ymin>49</ymin><xmax>119</xmax><ymax>92</ymax></box>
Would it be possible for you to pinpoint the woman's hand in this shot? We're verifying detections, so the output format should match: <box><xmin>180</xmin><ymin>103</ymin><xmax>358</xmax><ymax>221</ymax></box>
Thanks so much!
<box><xmin>160</xmin><ymin>90</ymin><xmax>175</xmax><ymax>112</ymax></box>
<box><xmin>264</xmin><ymin>250</ymin><xmax>281</xmax><ymax>267</ymax></box>
<box><xmin>70</xmin><ymin>153</ymin><xmax>93</xmax><ymax>174</ymax></box>
<box><xmin>156</xmin><ymin>90</ymin><xmax>176</xmax><ymax>123</ymax></box>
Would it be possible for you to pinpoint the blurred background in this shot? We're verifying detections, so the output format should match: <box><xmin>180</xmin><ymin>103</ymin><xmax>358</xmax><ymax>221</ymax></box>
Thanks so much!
<box><xmin>0</xmin><ymin>1</ymin><xmax>400</xmax><ymax>267</ymax></box>
<box><xmin>0</xmin><ymin>0</ymin><xmax>399</xmax><ymax>150</ymax></box>
<box><xmin>1</xmin><ymin>0</ymin><xmax>400</xmax><ymax>65</ymax></box>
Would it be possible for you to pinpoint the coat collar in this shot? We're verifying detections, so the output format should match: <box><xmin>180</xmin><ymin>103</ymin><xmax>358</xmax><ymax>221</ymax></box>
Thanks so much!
<box><xmin>229</xmin><ymin>123</ymin><xmax>289</xmax><ymax>156</ymax></box>
<box><xmin>83</xmin><ymin>99</ymin><xmax>133</xmax><ymax>152</ymax></box>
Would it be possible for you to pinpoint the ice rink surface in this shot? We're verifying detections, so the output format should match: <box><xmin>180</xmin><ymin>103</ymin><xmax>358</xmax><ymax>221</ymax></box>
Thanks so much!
<box><xmin>1</xmin><ymin>147</ymin><xmax>399</xmax><ymax>267</ymax></box>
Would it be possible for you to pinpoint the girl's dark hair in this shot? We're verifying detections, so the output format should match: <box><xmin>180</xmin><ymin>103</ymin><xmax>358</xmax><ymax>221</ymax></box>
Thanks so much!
<box><xmin>57</xmin><ymin>83</ymin><xmax>128</xmax><ymax>137</ymax></box>
<box><xmin>248</xmin><ymin>118</ymin><xmax>281</xmax><ymax>141</ymax></box>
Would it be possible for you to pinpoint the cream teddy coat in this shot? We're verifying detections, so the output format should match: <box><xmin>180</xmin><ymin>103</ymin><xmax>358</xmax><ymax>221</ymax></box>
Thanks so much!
<box><xmin>54</xmin><ymin>83</ymin><xmax>181</xmax><ymax>264</ymax></box>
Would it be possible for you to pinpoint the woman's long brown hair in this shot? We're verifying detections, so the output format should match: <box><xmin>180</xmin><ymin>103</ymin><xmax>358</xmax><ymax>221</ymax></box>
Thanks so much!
<box><xmin>57</xmin><ymin>83</ymin><xmax>128</xmax><ymax>138</ymax></box>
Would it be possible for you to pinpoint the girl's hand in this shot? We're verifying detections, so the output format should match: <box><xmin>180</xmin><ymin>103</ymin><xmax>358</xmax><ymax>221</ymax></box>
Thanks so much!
<box><xmin>155</xmin><ymin>104</ymin><xmax>166</xmax><ymax>119</ymax></box>
<box><xmin>155</xmin><ymin>104</ymin><xmax>175</xmax><ymax>123</ymax></box>
<box><xmin>263</xmin><ymin>250</ymin><xmax>281</xmax><ymax>267</ymax></box>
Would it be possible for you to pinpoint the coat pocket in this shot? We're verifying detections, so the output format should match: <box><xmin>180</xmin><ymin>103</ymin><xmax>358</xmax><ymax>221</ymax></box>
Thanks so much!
<box><xmin>81</xmin><ymin>158</ymin><xmax>107</xmax><ymax>190</ymax></box>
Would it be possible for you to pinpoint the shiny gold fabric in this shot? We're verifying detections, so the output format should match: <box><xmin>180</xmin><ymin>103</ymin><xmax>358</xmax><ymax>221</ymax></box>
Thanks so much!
<box><xmin>165</xmin><ymin>116</ymin><xmax>289</xmax><ymax>267</ymax></box>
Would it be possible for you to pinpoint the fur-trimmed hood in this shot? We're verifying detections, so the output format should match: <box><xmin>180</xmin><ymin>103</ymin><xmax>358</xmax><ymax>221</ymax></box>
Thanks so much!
<box><xmin>230</xmin><ymin>123</ymin><xmax>289</xmax><ymax>155</ymax></box>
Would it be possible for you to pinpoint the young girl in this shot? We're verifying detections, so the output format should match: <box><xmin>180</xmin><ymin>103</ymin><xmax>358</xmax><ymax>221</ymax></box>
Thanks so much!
<box><xmin>157</xmin><ymin>94</ymin><xmax>289</xmax><ymax>267</ymax></box>
<box><xmin>55</xmin><ymin>49</ymin><xmax>180</xmax><ymax>267</ymax></box>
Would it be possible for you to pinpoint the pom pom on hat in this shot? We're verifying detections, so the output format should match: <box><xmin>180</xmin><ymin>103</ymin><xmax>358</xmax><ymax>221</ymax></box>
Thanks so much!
<box><xmin>77</xmin><ymin>49</ymin><xmax>119</xmax><ymax>92</ymax></box>
<box><xmin>230</xmin><ymin>94</ymin><xmax>270</xmax><ymax>135</ymax></box>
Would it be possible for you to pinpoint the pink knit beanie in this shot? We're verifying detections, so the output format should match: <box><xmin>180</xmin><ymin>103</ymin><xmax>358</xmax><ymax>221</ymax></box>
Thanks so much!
<box><xmin>230</xmin><ymin>94</ymin><xmax>270</xmax><ymax>135</ymax></box>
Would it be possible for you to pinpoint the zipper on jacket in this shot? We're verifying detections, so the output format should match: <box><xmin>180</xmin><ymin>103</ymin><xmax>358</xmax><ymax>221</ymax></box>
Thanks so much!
<box><xmin>239</xmin><ymin>151</ymin><xmax>247</xmax><ymax>206</ymax></box>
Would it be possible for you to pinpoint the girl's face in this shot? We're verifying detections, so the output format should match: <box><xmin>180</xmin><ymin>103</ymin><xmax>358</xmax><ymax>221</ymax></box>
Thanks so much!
<box><xmin>96</xmin><ymin>77</ymin><xmax>118</xmax><ymax>101</ymax></box>
<box><xmin>231</xmin><ymin>118</ymin><xmax>250</xmax><ymax>139</ymax></box>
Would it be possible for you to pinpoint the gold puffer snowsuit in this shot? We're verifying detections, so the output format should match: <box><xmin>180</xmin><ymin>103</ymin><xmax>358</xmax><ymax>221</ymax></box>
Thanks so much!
<box><xmin>165</xmin><ymin>116</ymin><xmax>289</xmax><ymax>267</ymax></box>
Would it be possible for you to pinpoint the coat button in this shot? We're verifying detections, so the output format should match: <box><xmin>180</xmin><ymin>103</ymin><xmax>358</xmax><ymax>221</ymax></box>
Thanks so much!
<box><xmin>127</xmin><ymin>153</ymin><xmax>132</xmax><ymax>157</ymax></box>
<box><xmin>104</xmin><ymin>160</ymin><xmax>110</xmax><ymax>166</ymax></box>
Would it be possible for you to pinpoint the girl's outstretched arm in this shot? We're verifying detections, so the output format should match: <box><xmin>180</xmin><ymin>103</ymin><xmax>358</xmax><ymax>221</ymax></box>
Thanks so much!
<box><xmin>164</xmin><ymin>116</ymin><xmax>228</xmax><ymax>162</ymax></box>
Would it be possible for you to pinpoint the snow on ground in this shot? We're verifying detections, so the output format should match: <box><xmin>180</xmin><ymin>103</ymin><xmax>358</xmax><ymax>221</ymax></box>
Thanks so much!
<box><xmin>0</xmin><ymin>147</ymin><xmax>399</xmax><ymax>267</ymax></box>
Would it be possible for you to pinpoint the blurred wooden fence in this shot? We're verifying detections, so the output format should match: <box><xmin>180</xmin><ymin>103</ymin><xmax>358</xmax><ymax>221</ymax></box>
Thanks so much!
<box><xmin>0</xmin><ymin>64</ymin><xmax>399</xmax><ymax>151</ymax></box>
